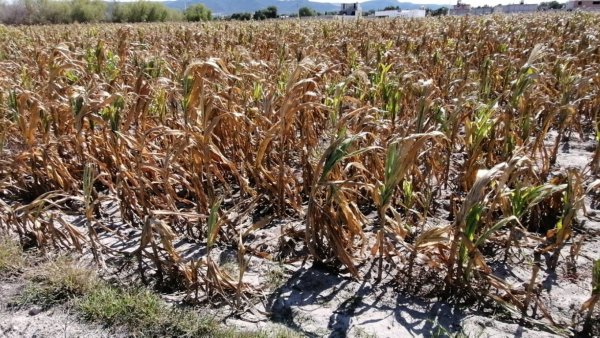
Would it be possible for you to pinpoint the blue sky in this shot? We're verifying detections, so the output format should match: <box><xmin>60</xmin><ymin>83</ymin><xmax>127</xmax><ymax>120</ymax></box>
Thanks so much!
<box><xmin>312</xmin><ymin>0</ymin><xmax>546</xmax><ymax>7</ymax></box>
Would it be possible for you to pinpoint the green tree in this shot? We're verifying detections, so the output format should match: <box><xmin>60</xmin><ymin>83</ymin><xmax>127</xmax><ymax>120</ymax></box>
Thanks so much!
<box><xmin>1</xmin><ymin>0</ymin><xmax>106</xmax><ymax>24</ymax></box>
<box><xmin>111</xmin><ymin>1</ymin><xmax>171</xmax><ymax>23</ymax></box>
<box><xmin>71</xmin><ymin>0</ymin><xmax>106</xmax><ymax>23</ymax></box>
<box><xmin>427</xmin><ymin>7</ymin><xmax>448</xmax><ymax>16</ymax></box>
<box><xmin>111</xmin><ymin>2</ymin><xmax>128</xmax><ymax>22</ymax></box>
<box><xmin>41</xmin><ymin>0</ymin><xmax>73</xmax><ymax>24</ymax></box>
<box><xmin>253</xmin><ymin>10</ymin><xmax>265</xmax><ymax>20</ymax></box>
<box><xmin>184</xmin><ymin>3</ymin><xmax>211</xmax><ymax>22</ymax></box>
<box><xmin>298</xmin><ymin>6</ymin><xmax>316</xmax><ymax>17</ymax></box>
<box><xmin>230</xmin><ymin>12</ymin><xmax>251</xmax><ymax>20</ymax></box>
<box><xmin>265</xmin><ymin>6</ymin><xmax>277</xmax><ymax>18</ymax></box>
<box><xmin>254</xmin><ymin>6</ymin><xmax>277</xmax><ymax>20</ymax></box>
<box><xmin>166</xmin><ymin>8</ymin><xmax>183</xmax><ymax>21</ymax></box>
<box><xmin>539</xmin><ymin>1</ymin><xmax>563</xmax><ymax>10</ymax></box>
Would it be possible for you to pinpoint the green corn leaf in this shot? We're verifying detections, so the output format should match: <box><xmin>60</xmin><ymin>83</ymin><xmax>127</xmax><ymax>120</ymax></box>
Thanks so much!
<box><xmin>207</xmin><ymin>199</ymin><xmax>222</xmax><ymax>249</ymax></box>
<box><xmin>475</xmin><ymin>215</ymin><xmax>520</xmax><ymax>248</ymax></box>
<box><xmin>592</xmin><ymin>260</ymin><xmax>600</xmax><ymax>296</ymax></box>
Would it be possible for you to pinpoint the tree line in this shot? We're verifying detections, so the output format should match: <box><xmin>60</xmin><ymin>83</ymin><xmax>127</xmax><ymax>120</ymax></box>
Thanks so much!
<box><xmin>0</xmin><ymin>0</ymin><xmax>212</xmax><ymax>25</ymax></box>
<box><xmin>228</xmin><ymin>6</ymin><xmax>278</xmax><ymax>21</ymax></box>
<box><xmin>227</xmin><ymin>5</ymin><xmax>446</xmax><ymax>21</ymax></box>
<box><xmin>1</xmin><ymin>1</ymin><xmax>567</xmax><ymax>25</ymax></box>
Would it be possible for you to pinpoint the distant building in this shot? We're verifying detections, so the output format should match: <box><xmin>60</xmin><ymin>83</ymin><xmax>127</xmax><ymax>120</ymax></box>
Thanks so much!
<box><xmin>374</xmin><ymin>9</ymin><xmax>426</xmax><ymax>18</ymax></box>
<box><xmin>494</xmin><ymin>1</ymin><xmax>538</xmax><ymax>14</ymax></box>
<box><xmin>494</xmin><ymin>3</ymin><xmax>538</xmax><ymax>13</ymax></box>
<box><xmin>374</xmin><ymin>10</ymin><xmax>400</xmax><ymax>17</ymax></box>
<box><xmin>448</xmin><ymin>1</ymin><xmax>471</xmax><ymax>16</ymax></box>
<box><xmin>449</xmin><ymin>0</ymin><xmax>540</xmax><ymax>16</ymax></box>
<box><xmin>470</xmin><ymin>6</ymin><xmax>494</xmax><ymax>15</ymax></box>
<box><xmin>339</xmin><ymin>3</ymin><xmax>361</xmax><ymax>16</ymax></box>
<box><xmin>566</xmin><ymin>0</ymin><xmax>600</xmax><ymax>11</ymax></box>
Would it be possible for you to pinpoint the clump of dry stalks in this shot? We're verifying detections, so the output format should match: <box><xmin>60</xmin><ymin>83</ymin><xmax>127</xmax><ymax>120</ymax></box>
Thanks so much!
<box><xmin>0</xmin><ymin>13</ymin><xmax>599</xmax><ymax>334</ymax></box>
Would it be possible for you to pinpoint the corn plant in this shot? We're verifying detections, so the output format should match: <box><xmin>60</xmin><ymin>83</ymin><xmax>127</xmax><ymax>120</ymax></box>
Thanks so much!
<box><xmin>372</xmin><ymin>131</ymin><xmax>444</xmax><ymax>280</ymax></box>
<box><xmin>306</xmin><ymin>127</ymin><xmax>379</xmax><ymax>277</ymax></box>
<box><xmin>580</xmin><ymin>260</ymin><xmax>600</xmax><ymax>333</ymax></box>
<box><xmin>503</xmin><ymin>183</ymin><xmax>567</xmax><ymax>262</ymax></box>
<box><xmin>0</xmin><ymin>14</ymin><xmax>598</xmax><ymax>330</ymax></box>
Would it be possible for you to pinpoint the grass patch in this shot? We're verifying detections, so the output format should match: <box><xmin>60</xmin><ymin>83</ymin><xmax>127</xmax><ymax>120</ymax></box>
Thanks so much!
<box><xmin>266</xmin><ymin>264</ymin><xmax>287</xmax><ymax>290</ymax></box>
<box><xmin>237</xmin><ymin>328</ymin><xmax>303</xmax><ymax>338</ymax></box>
<box><xmin>20</xmin><ymin>256</ymin><xmax>97</xmax><ymax>308</ymax></box>
<box><xmin>9</xmin><ymin>251</ymin><xmax>300</xmax><ymax>337</ymax></box>
<box><xmin>220</xmin><ymin>260</ymin><xmax>239</xmax><ymax>278</ymax></box>
<box><xmin>77</xmin><ymin>284</ymin><xmax>300</xmax><ymax>337</ymax></box>
<box><xmin>77</xmin><ymin>285</ymin><xmax>219</xmax><ymax>337</ymax></box>
<box><xmin>0</xmin><ymin>237</ymin><xmax>24</xmax><ymax>276</ymax></box>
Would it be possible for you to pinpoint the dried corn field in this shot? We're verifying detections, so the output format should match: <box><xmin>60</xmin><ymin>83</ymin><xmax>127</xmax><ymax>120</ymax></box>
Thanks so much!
<box><xmin>1</xmin><ymin>13</ymin><xmax>600</xmax><ymax>337</ymax></box>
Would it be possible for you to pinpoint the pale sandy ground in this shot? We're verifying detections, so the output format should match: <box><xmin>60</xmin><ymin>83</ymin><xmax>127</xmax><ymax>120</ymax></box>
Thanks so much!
<box><xmin>0</xmin><ymin>133</ymin><xmax>597</xmax><ymax>337</ymax></box>
<box><xmin>0</xmin><ymin>281</ymin><xmax>110</xmax><ymax>338</ymax></box>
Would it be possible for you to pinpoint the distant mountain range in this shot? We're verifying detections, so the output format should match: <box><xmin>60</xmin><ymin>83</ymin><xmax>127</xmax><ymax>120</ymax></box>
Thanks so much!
<box><xmin>161</xmin><ymin>0</ymin><xmax>444</xmax><ymax>16</ymax></box>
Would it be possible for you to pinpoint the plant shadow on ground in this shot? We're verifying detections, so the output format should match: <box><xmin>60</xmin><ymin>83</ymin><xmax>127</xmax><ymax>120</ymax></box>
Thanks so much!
<box><xmin>3</xmin><ymin>244</ymin><xmax>294</xmax><ymax>338</ymax></box>
<box><xmin>265</xmin><ymin>262</ymin><xmax>475</xmax><ymax>338</ymax></box>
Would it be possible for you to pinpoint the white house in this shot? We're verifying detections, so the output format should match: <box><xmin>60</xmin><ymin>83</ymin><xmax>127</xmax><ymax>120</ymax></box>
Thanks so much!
<box><xmin>470</xmin><ymin>6</ymin><xmax>494</xmax><ymax>15</ymax></box>
<box><xmin>449</xmin><ymin>0</ymin><xmax>539</xmax><ymax>16</ymax></box>
<box><xmin>494</xmin><ymin>4</ymin><xmax>538</xmax><ymax>13</ymax></box>
<box><xmin>339</xmin><ymin>3</ymin><xmax>362</xmax><ymax>16</ymax></box>
<box><xmin>374</xmin><ymin>9</ymin><xmax>426</xmax><ymax>18</ymax></box>
<box><xmin>448</xmin><ymin>2</ymin><xmax>471</xmax><ymax>16</ymax></box>
<box><xmin>374</xmin><ymin>10</ymin><xmax>400</xmax><ymax>17</ymax></box>
<box><xmin>494</xmin><ymin>0</ymin><xmax>538</xmax><ymax>14</ymax></box>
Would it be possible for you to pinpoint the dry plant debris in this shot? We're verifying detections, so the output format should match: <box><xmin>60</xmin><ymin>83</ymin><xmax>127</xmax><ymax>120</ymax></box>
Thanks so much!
<box><xmin>0</xmin><ymin>13</ymin><xmax>599</xmax><ymax>336</ymax></box>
